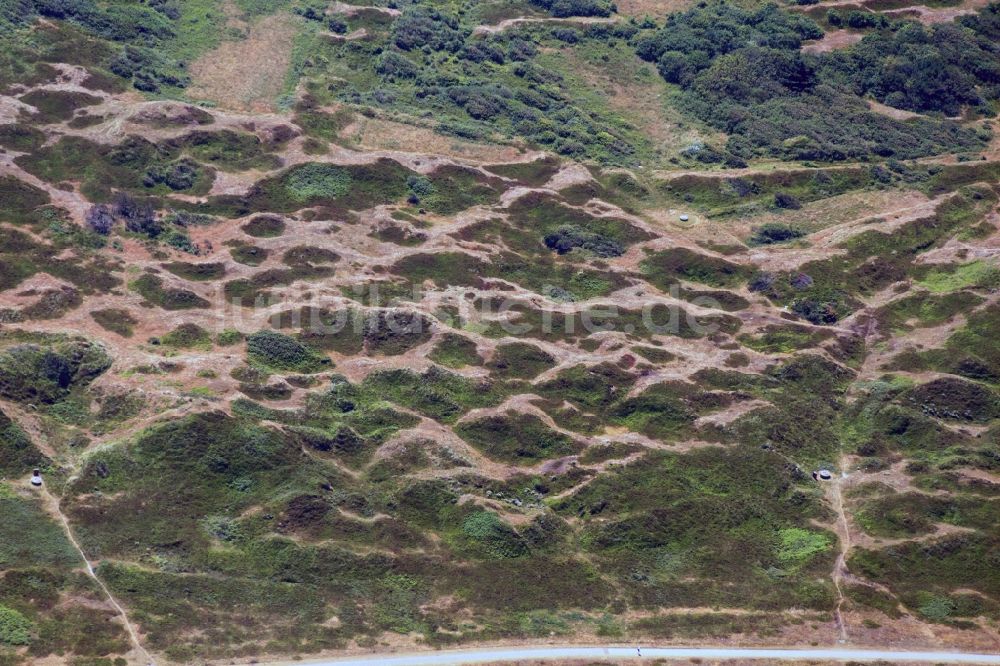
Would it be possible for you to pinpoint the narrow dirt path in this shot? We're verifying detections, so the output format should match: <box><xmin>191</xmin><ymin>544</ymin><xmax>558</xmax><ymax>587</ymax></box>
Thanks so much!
<box><xmin>828</xmin><ymin>471</ymin><xmax>851</xmax><ymax>644</ymax></box>
<box><xmin>37</xmin><ymin>482</ymin><xmax>156</xmax><ymax>666</ymax></box>
<box><xmin>472</xmin><ymin>15</ymin><xmax>617</xmax><ymax>35</ymax></box>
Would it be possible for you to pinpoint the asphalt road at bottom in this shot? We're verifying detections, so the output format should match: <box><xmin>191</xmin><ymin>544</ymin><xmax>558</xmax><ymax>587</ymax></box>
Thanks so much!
<box><xmin>259</xmin><ymin>645</ymin><xmax>1000</xmax><ymax>666</ymax></box>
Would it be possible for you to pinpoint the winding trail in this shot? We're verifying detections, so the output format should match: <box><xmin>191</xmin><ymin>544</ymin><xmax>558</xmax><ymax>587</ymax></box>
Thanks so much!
<box><xmin>472</xmin><ymin>15</ymin><xmax>617</xmax><ymax>35</ymax></box>
<box><xmin>37</xmin><ymin>483</ymin><xmax>155</xmax><ymax>666</ymax></box>
<box><xmin>828</xmin><ymin>471</ymin><xmax>852</xmax><ymax>644</ymax></box>
<box><xmin>253</xmin><ymin>645</ymin><xmax>1000</xmax><ymax>665</ymax></box>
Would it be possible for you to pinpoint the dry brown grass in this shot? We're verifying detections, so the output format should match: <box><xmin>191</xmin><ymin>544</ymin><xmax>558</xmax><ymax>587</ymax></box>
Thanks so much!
<box><xmin>801</xmin><ymin>29</ymin><xmax>864</xmax><ymax>54</ymax></box>
<box><xmin>539</xmin><ymin>48</ymin><xmax>723</xmax><ymax>162</ymax></box>
<box><xmin>726</xmin><ymin>188</ymin><xmax>931</xmax><ymax>240</ymax></box>
<box><xmin>867</xmin><ymin>99</ymin><xmax>925</xmax><ymax>120</ymax></box>
<box><xmin>615</xmin><ymin>0</ymin><xmax>694</xmax><ymax>16</ymax></box>
<box><xmin>880</xmin><ymin>0</ymin><xmax>991</xmax><ymax>24</ymax></box>
<box><xmin>188</xmin><ymin>13</ymin><xmax>299</xmax><ymax>113</ymax></box>
<box><xmin>341</xmin><ymin>115</ymin><xmax>526</xmax><ymax>162</ymax></box>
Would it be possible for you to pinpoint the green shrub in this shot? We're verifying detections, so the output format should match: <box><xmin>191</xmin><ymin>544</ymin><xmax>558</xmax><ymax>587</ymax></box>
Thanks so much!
<box><xmin>456</xmin><ymin>411</ymin><xmax>583</xmax><ymax>462</ymax></box>
<box><xmin>459</xmin><ymin>511</ymin><xmax>529</xmax><ymax>559</ymax></box>
<box><xmin>0</xmin><ymin>492</ymin><xmax>79</xmax><ymax>569</ymax></box>
<box><xmin>904</xmin><ymin>377</ymin><xmax>999</xmax><ymax>423</ymax></box>
<box><xmin>428</xmin><ymin>333</ymin><xmax>482</xmax><ymax>368</ymax></box>
<box><xmin>642</xmin><ymin>248</ymin><xmax>749</xmax><ymax>289</ymax></box>
<box><xmin>229</xmin><ymin>243</ymin><xmax>268</xmax><ymax>266</ymax></box>
<box><xmin>284</xmin><ymin>163</ymin><xmax>353</xmax><ymax>202</ymax></box>
<box><xmin>530</xmin><ymin>0</ymin><xmax>613</xmax><ymax>17</ymax></box>
<box><xmin>0</xmin><ymin>123</ymin><xmax>45</xmax><ymax>152</ymax></box>
<box><xmin>246</xmin><ymin>330</ymin><xmax>331</xmax><ymax>373</ymax></box>
<box><xmin>242</xmin><ymin>215</ymin><xmax>286</xmax><ymax>238</ymax></box>
<box><xmin>635</xmin><ymin>2</ymin><xmax>986</xmax><ymax>160</ymax></box>
<box><xmin>161</xmin><ymin>323</ymin><xmax>212</xmax><ymax>349</ymax></box>
<box><xmin>91</xmin><ymin>309</ymin><xmax>137</xmax><ymax>337</ymax></box>
<box><xmin>0</xmin><ymin>408</ymin><xmax>45</xmax><ymax>478</ymax></box>
<box><xmin>216</xmin><ymin>329</ymin><xmax>244</xmax><ymax>346</ymax></box>
<box><xmin>161</xmin><ymin>262</ymin><xmax>225</xmax><ymax>281</ymax></box>
<box><xmin>19</xmin><ymin>89</ymin><xmax>101</xmax><ymax>124</ymax></box>
<box><xmin>363</xmin><ymin>310</ymin><xmax>433</xmax><ymax>356</ymax></box>
<box><xmin>750</xmin><ymin>223</ymin><xmax>805</xmax><ymax>246</ymax></box>
<box><xmin>488</xmin><ymin>342</ymin><xmax>555</xmax><ymax>379</ymax></box>
<box><xmin>0</xmin><ymin>175</ymin><xmax>51</xmax><ymax>226</ymax></box>
<box><xmin>0</xmin><ymin>338</ymin><xmax>111</xmax><ymax>404</ymax></box>
<box><xmin>294</xmin><ymin>107</ymin><xmax>354</xmax><ymax>142</ymax></box>
<box><xmin>169</xmin><ymin>130</ymin><xmax>279</xmax><ymax>172</ymax></box>
<box><xmin>0</xmin><ymin>605</ymin><xmax>32</xmax><ymax>646</ymax></box>
<box><xmin>132</xmin><ymin>274</ymin><xmax>209</xmax><ymax>310</ymax></box>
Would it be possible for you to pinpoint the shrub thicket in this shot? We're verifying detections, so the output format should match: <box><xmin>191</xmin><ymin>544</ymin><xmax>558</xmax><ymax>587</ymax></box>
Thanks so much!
<box><xmin>635</xmin><ymin>2</ymin><xmax>988</xmax><ymax>161</ymax></box>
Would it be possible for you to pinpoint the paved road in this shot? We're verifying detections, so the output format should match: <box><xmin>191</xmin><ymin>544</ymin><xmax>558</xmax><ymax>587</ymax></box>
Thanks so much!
<box><xmin>262</xmin><ymin>645</ymin><xmax>1000</xmax><ymax>665</ymax></box>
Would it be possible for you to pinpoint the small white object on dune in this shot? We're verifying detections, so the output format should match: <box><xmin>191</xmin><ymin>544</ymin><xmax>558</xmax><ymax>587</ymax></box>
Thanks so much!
<box><xmin>679</xmin><ymin>214</ymin><xmax>690</xmax><ymax>222</ymax></box>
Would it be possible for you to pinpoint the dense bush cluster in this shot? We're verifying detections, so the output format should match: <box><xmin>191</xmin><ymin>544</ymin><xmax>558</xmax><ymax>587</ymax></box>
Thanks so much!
<box><xmin>544</xmin><ymin>225</ymin><xmax>624</xmax><ymax>257</ymax></box>
<box><xmin>393</xmin><ymin>8</ymin><xmax>466</xmax><ymax>52</ymax></box>
<box><xmin>32</xmin><ymin>0</ymin><xmax>175</xmax><ymax>41</ymax></box>
<box><xmin>84</xmin><ymin>204</ymin><xmax>114</xmax><ymax>235</ymax></box>
<box><xmin>2</xmin><ymin>0</ymin><xmax>190</xmax><ymax>91</ymax></box>
<box><xmin>246</xmin><ymin>330</ymin><xmax>331</xmax><ymax>373</ymax></box>
<box><xmin>635</xmin><ymin>2</ymin><xmax>988</xmax><ymax>161</ymax></box>
<box><xmin>825</xmin><ymin>8</ymin><xmax>1000</xmax><ymax>116</ymax></box>
<box><xmin>0</xmin><ymin>338</ymin><xmax>111</xmax><ymax>404</ymax></box>
<box><xmin>826</xmin><ymin>9</ymin><xmax>889</xmax><ymax>30</ymax></box>
<box><xmin>0</xmin><ymin>406</ymin><xmax>44</xmax><ymax>477</ymax></box>
<box><xmin>750</xmin><ymin>223</ymin><xmax>804</xmax><ymax>246</ymax></box>
<box><xmin>325</xmin><ymin>6</ymin><xmax>643</xmax><ymax>163</ymax></box>
<box><xmin>528</xmin><ymin>0</ymin><xmax>614</xmax><ymax>18</ymax></box>
<box><xmin>0</xmin><ymin>0</ymin><xmax>34</xmax><ymax>32</ymax></box>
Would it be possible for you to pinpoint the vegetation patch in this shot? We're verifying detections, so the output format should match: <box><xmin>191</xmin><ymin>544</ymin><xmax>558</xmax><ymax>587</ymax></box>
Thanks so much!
<box><xmin>916</xmin><ymin>261</ymin><xmax>1000</xmax><ymax>293</ymax></box>
<box><xmin>456</xmin><ymin>411</ymin><xmax>583</xmax><ymax>462</ymax></box>
<box><xmin>161</xmin><ymin>323</ymin><xmax>212</xmax><ymax>349</ymax></box>
<box><xmin>0</xmin><ymin>408</ymin><xmax>46</xmax><ymax>478</ymax></box>
<box><xmin>91</xmin><ymin>308</ymin><xmax>138</xmax><ymax>337</ymax></box>
<box><xmin>19</xmin><ymin>89</ymin><xmax>102</xmax><ymax>124</ymax></box>
<box><xmin>904</xmin><ymin>377</ymin><xmax>999</xmax><ymax>423</ymax></box>
<box><xmin>876</xmin><ymin>291</ymin><xmax>983</xmax><ymax>333</ymax></box>
<box><xmin>554</xmin><ymin>445</ymin><xmax>836</xmax><ymax>611</ymax></box>
<box><xmin>0</xmin><ymin>175</ymin><xmax>51</xmax><ymax>226</ymax></box>
<box><xmin>240</xmin><ymin>159</ymin><xmax>413</xmax><ymax>214</ymax></box>
<box><xmin>419</xmin><ymin>166</ymin><xmax>503</xmax><ymax>215</ymax></box>
<box><xmin>642</xmin><ymin>248</ymin><xmax>749</xmax><ymax>289</ymax></box>
<box><xmin>428</xmin><ymin>333</ymin><xmax>483</xmax><ymax>368</ymax></box>
<box><xmin>162</xmin><ymin>261</ymin><xmax>226</xmax><ymax>281</ymax></box>
<box><xmin>750</xmin><ymin>223</ymin><xmax>806</xmax><ymax>246</ymax></box>
<box><xmin>132</xmin><ymin>273</ymin><xmax>210</xmax><ymax>310</ymax></box>
<box><xmin>635</xmin><ymin>3</ymin><xmax>988</xmax><ymax>161</ymax></box>
<box><xmin>17</xmin><ymin>135</ymin><xmax>215</xmax><ymax>200</ymax></box>
<box><xmin>740</xmin><ymin>325</ymin><xmax>834</xmax><ymax>354</ymax></box>
<box><xmin>488</xmin><ymin>342</ymin><xmax>556</xmax><ymax>379</ymax></box>
<box><xmin>246</xmin><ymin>330</ymin><xmax>331</xmax><ymax>374</ymax></box>
<box><xmin>0</xmin><ymin>337</ymin><xmax>111</xmax><ymax>405</ymax></box>
<box><xmin>485</xmin><ymin>157</ymin><xmax>561</xmax><ymax>187</ymax></box>
<box><xmin>242</xmin><ymin>215</ymin><xmax>286</xmax><ymax>238</ymax></box>
<box><xmin>362</xmin><ymin>367</ymin><xmax>508</xmax><ymax>423</ymax></box>
<box><xmin>224</xmin><ymin>262</ymin><xmax>335</xmax><ymax>305</ymax></box>
<box><xmin>0</xmin><ymin>123</ymin><xmax>45</xmax><ymax>152</ymax></box>
<box><xmin>229</xmin><ymin>243</ymin><xmax>269</xmax><ymax>266</ymax></box>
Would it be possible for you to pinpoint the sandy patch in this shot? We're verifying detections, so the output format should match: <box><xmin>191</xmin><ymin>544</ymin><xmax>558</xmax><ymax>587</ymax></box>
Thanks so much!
<box><xmin>342</xmin><ymin>115</ymin><xmax>525</xmax><ymax>162</ymax></box>
<box><xmin>615</xmin><ymin>0</ymin><xmax>694</xmax><ymax>16</ymax></box>
<box><xmin>868</xmin><ymin>99</ymin><xmax>925</xmax><ymax>121</ymax></box>
<box><xmin>881</xmin><ymin>0</ymin><xmax>988</xmax><ymax>23</ymax></box>
<box><xmin>802</xmin><ymin>29</ymin><xmax>864</xmax><ymax>54</ymax></box>
<box><xmin>188</xmin><ymin>13</ymin><xmax>300</xmax><ymax>113</ymax></box>
<box><xmin>540</xmin><ymin>48</ymin><xmax>723</xmax><ymax>161</ymax></box>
